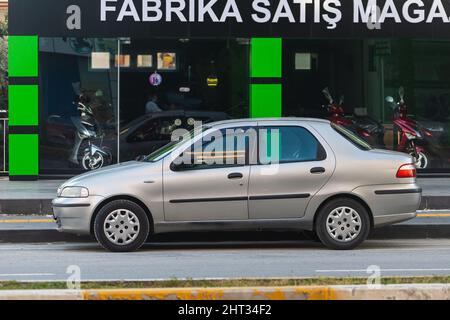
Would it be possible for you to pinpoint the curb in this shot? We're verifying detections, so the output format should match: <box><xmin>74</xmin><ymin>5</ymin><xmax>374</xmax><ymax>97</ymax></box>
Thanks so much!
<box><xmin>0</xmin><ymin>230</ymin><xmax>92</xmax><ymax>243</ymax></box>
<box><xmin>0</xmin><ymin>200</ymin><xmax>53</xmax><ymax>215</ymax></box>
<box><xmin>0</xmin><ymin>195</ymin><xmax>449</xmax><ymax>215</ymax></box>
<box><xmin>0</xmin><ymin>290</ymin><xmax>83</xmax><ymax>300</ymax></box>
<box><xmin>370</xmin><ymin>224</ymin><xmax>450</xmax><ymax>239</ymax></box>
<box><xmin>1</xmin><ymin>284</ymin><xmax>450</xmax><ymax>300</ymax></box>
<box><xmin>421</xmin><ymin>196</ymin><xmax>450</xmax><ymax>210</ymax></box>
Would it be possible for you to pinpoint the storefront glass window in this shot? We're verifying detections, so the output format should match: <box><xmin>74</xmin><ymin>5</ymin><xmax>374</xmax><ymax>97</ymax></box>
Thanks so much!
<box><xmin>39</xmin><ymin>38</ymin><xmax>119</xmax><ymax>174</ymax></box>
<box><xmin>40</xmin><ymin>36</ymin><xmax>450</xmax><ymax>174</ymax></box>
<box><xmin>283</xmin><ymin>38</ymin><xmax>450</xmax><ymax>171</ymax></box>
<box><xmin>382</xmin><ymin>40</ymin><xmax>450</xmax><ymax>170</ymax></box>
<box><xmin>39</xmin><ymin>37</ymin><xmax>249</xmax><ymax>174</ymax></box>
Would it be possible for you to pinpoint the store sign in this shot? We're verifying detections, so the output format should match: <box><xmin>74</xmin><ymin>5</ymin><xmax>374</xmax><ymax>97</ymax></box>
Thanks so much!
<box><xmin>207</xmin><ymin>76</ymin><xmax>219</xmax><ymax>87</ymax></box>
<box><xmin>149</xmin><ymin>72</ymin><xmax>162</xmax><ymax>86</ymax></box>
<box><xmin>9</xmin><ymin>0</ymin><xmax>450</xmax><ymax>38</ymax></box>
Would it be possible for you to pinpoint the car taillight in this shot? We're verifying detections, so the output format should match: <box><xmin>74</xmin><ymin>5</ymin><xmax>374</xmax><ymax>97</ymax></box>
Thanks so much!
<box><xmin>359</xmin><ymin>129</ymin><xmax>371</xmax><ymax>137</ymax></box>
<box><xmin>396</xmin><ymin>164</ymin><xmax>416</xmax><ymax>178</ymax></box>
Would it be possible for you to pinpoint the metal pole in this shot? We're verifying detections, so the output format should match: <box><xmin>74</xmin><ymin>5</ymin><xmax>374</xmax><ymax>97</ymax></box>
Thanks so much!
<box><xmin>2</xmin><ymin>118</ymin><xmax>6</xmax><ymax>173</ymax></box>
<box><xmin>380</xmin><ymin>56</ymin><xmax>385</xmax><ymax>123</ymax></box>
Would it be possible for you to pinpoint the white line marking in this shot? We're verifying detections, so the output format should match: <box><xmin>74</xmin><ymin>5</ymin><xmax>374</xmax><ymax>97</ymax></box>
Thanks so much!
<box><xmin>316</xmin><ymin>268</ymin><xmax>450</xmax><ymax>273</ymax></box>
<box><xmin>0</xmin><ymin>273</ymin><xmax>55</xmax><ymax>277</ymax></box>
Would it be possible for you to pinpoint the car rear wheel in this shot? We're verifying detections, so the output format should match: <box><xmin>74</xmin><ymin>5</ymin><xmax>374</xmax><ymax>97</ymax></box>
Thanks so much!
<box><xmin>315</xmin><ymin>198</ymin><xmax>370</xmax><ymax>250</ymax></box>
<box><xmin>94</xmin><ymin>200</ymin><xmax>150</xmax><ymax>252</ymax></box>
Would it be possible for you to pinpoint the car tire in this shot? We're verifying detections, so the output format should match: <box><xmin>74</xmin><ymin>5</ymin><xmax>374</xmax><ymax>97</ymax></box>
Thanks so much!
<box><xmin>94</xmin><ymin>200</ymin><xmax>150</xmax><ymax>252</ymax></box>
<box><xmin>315</xmin><ymin>198</ymin><xmax>371</xmax><ymax>250</ymax></box>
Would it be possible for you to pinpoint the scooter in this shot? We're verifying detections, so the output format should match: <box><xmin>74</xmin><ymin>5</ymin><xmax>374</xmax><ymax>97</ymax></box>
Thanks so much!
<box><xmin>322</xmin><ymin>88</ymin><xmax>373</xmax><ymax>142</ymax></box>
<box><xmin>69</xmin><ymin>94</ymin><xmax>112</xmax><ymax>171</ymax></box>
<box><xmin>386</xmin><ymin>87</ymin><xmax>432</xmax><ymax>169</ymax></box>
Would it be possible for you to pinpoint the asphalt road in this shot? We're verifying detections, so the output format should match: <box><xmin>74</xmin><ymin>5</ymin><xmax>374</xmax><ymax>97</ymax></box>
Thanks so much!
<box><xmin>1</xmin><ymin>239</ymin><xmax>450</xmax><ymax>281</ymax></box>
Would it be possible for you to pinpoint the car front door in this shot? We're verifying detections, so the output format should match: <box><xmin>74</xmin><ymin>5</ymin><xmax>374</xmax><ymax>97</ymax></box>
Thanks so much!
<box><xmin>249</xmin><ymin>122</ymin><xmax>335</xmax><ymax>219</ymax></box>
<box><xmin>163</xmin><ymin>125</ymin><xmax>256</xmax><ymax>221</ymax></box>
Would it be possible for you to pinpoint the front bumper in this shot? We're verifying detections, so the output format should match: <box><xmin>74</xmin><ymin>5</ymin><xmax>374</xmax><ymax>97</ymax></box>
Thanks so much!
<box><xmin>52</xmin><ymin>196</ymin><xmax>105</xmax><ymax>235</ymax></box>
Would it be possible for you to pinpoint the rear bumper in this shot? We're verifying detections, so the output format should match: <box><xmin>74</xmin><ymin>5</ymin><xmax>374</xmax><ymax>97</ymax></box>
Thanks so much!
<box><xmin>52</xmin><ymin>196</ymin><xmax>104</xmax><ymax>235</ymax></box>
<box><xmin>352</xmin><ymin>183</ymin><xmax>421</xmax><ymax>227</ymax></box>
<box><xmin>373</xmin><ymin>212</ymin><xmax>417</xmax><ymax>227</ymax></box>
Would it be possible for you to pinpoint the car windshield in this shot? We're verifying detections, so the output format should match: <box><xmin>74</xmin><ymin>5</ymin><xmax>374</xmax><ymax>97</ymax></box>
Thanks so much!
<box><xmin>331</xmin><ymin>123</ymin><xmax>373</xmax><ymax>151</ymax></box>
<box><xmin>143</xmin><ymin>126</ymin><xmax>209</xmax><ymax>162</ymax></box>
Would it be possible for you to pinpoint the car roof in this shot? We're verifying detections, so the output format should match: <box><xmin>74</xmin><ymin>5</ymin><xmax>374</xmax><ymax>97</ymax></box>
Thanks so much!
<box><xmin>207</xmin><ymin>117</ymin><xmax>331</xmax><ymax>127</ymax></box>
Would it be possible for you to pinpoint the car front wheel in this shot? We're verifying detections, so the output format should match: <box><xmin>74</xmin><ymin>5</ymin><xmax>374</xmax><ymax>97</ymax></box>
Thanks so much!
<box><xmin>315</xmin><ymin>198</ymin><xmax>371</xmax><ymax>250</ymax></box>
<box><xmin>94</xmin><ymin>200</ymin><xmax>150</xmax><ymax>252</ymax></box>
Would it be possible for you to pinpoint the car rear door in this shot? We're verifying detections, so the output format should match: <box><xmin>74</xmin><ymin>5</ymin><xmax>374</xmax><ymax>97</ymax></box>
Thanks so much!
<box><xmin>249</xmin><ymin>122</ymin><xmax>335</xmax><ymax>219</ymax></box>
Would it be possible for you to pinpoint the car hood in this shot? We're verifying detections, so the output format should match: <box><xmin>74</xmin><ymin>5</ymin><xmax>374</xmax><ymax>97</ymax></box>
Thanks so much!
<box><xmin>60</xmin><ymin>161</ymin><xmax>146</xmax><ymax>188</ymax></box>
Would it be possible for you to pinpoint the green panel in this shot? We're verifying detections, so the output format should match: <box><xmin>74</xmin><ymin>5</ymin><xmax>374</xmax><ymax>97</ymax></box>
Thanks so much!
<box><xmin>250</xmin><ymin>84</ymin><xmax>282</xmax><ymax>118</ymax></box>
<box><xmin>250</xmin><ymin>38</ymin><xmax>282</xmax><ymax>78</ymax></box>
<box><xmin>8</xmin><ymin>35</ymin><xmax>39</xmax><ymax>77</ymax></box>
<box><xmin>9</xmin><ymin>134</ymin><xmax>39</xmax><ymax>176</ymax></box>
<box><xmin>8</xmin><ymin>85</ymin><xmax>39</xmax><ymax>126</ymax></box>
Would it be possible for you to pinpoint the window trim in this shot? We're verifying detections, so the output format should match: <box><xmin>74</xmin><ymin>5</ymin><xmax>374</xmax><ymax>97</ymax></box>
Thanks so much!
<box><xmin>330</xmin><ymin>122</ymin><xmax>373</xmax><ymax>151</ymax></box>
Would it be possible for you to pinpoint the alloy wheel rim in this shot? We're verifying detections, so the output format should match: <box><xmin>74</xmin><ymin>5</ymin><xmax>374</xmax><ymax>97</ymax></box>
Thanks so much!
<box><xmin>415</xmin><ymin>152</ymin><xmax>428</xmax><ymax>169</ymax></box>
<box><xmin>326</xmin><ymin>206</ymin><xmax>362</xmax><ymax>243</ymax></box>
<box><xmin>103</xmin><ymin>209</ymin><xmax>140</xmax><ymax>245</ymax></box>
<box><xmin>83</xmin><ymin>153</ymin><xmax>104</xmax><ymax>170</ymax></box>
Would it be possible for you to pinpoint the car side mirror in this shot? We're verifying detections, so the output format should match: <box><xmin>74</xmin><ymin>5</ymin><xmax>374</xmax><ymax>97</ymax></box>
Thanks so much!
<box><xmin>170</xmin><ymin>150</ymin><xmax>198</xmax><ymax>171</ymax></box>
<box><xmin>170</xmin><ymin>161</ymin><xmax>193</xmax><ymax>171</ymax></box>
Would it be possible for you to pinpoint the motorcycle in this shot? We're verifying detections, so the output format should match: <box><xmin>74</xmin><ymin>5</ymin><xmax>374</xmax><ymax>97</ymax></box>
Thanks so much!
<box><xmin>69</xmin><ymin>94</ymin><xmax>112</xmax><ymax>171</ymax></box>
<box><xmin>385</xmin><ymin>87</ymin><xmax>432</xmax><ymax>169</ymax></box>
<box><xmin>322</xmin><ymin>88</ymin><xmax>377</xmax><ymax>144</ymax></box>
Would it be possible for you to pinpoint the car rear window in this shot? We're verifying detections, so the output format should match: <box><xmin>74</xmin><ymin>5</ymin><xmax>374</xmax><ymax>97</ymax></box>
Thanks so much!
<box><xmin>331</xmin><ymin>123</ymin><xmax>373</xmax><ymax>151</ymax></box>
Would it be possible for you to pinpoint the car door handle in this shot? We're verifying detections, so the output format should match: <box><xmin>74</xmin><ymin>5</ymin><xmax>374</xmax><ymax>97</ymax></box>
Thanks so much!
<box><xmin>228</xmin><ymin>173</ymin><xmax>243</xmax><ymax>180</ymax></box>
<box><xmin>310</xmin><ymin>167</ymin><xmax>326</xmax><ymax>174</ymax></box>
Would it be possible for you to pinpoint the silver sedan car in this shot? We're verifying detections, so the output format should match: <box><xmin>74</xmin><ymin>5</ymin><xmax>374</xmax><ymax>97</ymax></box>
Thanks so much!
<box><xmin>53</xmin><ymin>118</ymin><xmax>421</xmax><ymax>252</ymax></box>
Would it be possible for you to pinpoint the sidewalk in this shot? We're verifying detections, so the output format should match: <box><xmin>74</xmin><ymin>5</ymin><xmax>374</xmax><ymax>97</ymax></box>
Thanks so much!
<box><xmin>0</xmin><ymin>178</ymin><xmax>63</xmax><ymax>214</ymax></box>
<box><xmin>417</xmin><ymin>178</ymin><xmax>450</xmax><ymax>209</ymax></box>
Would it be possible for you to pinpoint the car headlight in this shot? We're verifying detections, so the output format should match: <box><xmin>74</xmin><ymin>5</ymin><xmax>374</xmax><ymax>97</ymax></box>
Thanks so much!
<box><xmin>58</xmin><ymin>186</ymin><xmax>89</xmax><ymax>198</ymax></box>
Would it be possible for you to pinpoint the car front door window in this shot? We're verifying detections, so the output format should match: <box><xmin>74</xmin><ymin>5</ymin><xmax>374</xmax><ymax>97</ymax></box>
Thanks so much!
<box><xmin>174</xmin><ymin>127</ymin><xmax>255</xmax><ymax>170</ymax></box>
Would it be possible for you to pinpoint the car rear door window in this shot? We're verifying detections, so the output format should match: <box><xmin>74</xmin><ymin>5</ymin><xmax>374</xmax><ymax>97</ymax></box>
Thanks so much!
<box><xmin>259</xmin><ymin>126</ymin><xmax>326</xmax><ymax>164</ymax></box>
